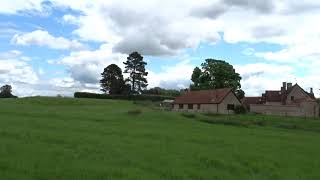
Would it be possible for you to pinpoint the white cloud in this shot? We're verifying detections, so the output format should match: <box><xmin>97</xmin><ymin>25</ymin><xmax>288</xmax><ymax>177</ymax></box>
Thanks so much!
<box><xmin>49</xmin><ymin>0</ymin><xmax>222</xmax><ymax>56</ymax></box>
<box><xmin>1</xmin><ymin>0</ymin><xmax>320</xmax><ymax>97</ymax></box>
<box><xmin>148</xmin><ymin>60</ymin><xmax>194</xmax><ymax>89</ymax></box>
<box><xmin>255</xmin><ymin>44</ymin><xmax>320</xmax><ymax>63</ymax></box>
<box><xmin>0</xmin><ymin>60</ymin><xmax>38</xmax><ymax>84</ymax></box>
<box><xmin>0</xmin><ymin>0</ymin><xmax>47</xmax><ymax>14</ymax></box>
<box><xmin>59</xmin><ymin>44</ymin><xmax>195</xmax><ymax>91</ymax></box>
<box><xmin>235</xmin><ymin>63</ymin><xmax>297</xmax><ymax>96</ymax></box>
<box><xmin>240</xmin><ymin>73</ymin><xmax>320</xmax><ymax>97</ymax></box>
<box><xmin>0</xmin><ymin>50</ymin><xmax>22</xmax><ymax>59</ymax></box>
<box><xmin>11</xmin><ymin>30</ymin><xmax>87</xmax><ymax>51</ymax></box>
<box><xmin>0</xmin><ymin>50</ymin><xmax>40</xmax><ymax>97</ymax></box>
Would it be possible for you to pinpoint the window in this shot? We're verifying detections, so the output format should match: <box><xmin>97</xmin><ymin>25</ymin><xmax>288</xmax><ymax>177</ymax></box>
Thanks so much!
<box><xmin>291</xmin><ymin>96</ymin><xmax>295</xmax><ymax>101</ymax></box>
<box><xmin>179</xmin><ymin>104</ymin><xmax>183</xmax><ymax>109</ymax></box>
<box><xmin>188</xmin><ymin>104</ymin><xmax>193</xmax><ymax>109</ymax></box>
<box><xmin>227</xmin><ymin>104</ymin><xmax>235</xmax><ymax>110</ymax></box>
<box><xmin>197</xmin><ymin>104</ymin><xmax>201</xmax><ymax>110</ymax></box>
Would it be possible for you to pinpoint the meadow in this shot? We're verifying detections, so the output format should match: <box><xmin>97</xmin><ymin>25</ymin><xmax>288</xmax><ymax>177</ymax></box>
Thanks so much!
<box><xmin>0</xmin><ymin>97</ymin><xmax>320</xmax><ymax>180</ymax></box>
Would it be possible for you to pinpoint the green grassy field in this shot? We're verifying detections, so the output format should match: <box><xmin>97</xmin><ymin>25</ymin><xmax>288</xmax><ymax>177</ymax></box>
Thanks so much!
<box><xmin>0</xmin><ymin>97</ymin><xmax>320</xmax><ymax>180</ymax></box>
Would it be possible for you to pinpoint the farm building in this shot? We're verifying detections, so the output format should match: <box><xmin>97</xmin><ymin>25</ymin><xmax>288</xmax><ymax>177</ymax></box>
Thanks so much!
<box><xmin>173</xmin><ymin>88</ymin><xmax>241</xmax><ymax>114</ymax></box>
<box><xmin>242</xmin><ymin>82</ymin><xmax>319</xmax><ymax>118</ymax></box>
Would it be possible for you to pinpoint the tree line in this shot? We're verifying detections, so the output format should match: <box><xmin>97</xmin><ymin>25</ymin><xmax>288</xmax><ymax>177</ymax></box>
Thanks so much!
<box><xmin>100</xmin><ymin>52</ymin><xmax>244</xmax><ymax>99</ymax></box>
<box><xmin>100</xmin><ymin>52</ymin><xmax>149</xmax><ymax>95</ymax></box>
<box><xmin>1</xmin><ymin>52</ymin><xmax>245</xmax><ymax>99</ymax></box>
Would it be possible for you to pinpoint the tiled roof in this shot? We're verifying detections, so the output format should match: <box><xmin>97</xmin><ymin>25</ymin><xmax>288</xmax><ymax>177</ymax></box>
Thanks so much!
<box><xmin>265</xmin><ymin>91</ymin><xmax>282</xmax><ymax>102</ymax></box>
<box><xmin>242</xmin><ymin>97</ymin><xmax>262</xmax><ymax>106</ymax></box>
<box><xmin>173</xmin><ymin>88</ymin><xmax>233</xmax><ymax>104</ymax></box>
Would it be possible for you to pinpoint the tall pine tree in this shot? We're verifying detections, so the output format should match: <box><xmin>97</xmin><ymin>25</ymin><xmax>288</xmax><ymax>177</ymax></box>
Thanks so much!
<box><xmin>123</xmin><ymin>52</ymin><xmax>148</xmax><ymax>94</ymax></box>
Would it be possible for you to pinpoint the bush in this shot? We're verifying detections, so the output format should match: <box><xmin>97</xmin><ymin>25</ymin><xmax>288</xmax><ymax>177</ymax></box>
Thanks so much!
<box><xmin>234</xmin><ymin>105</ymin><xmax>247</xmax><ymax>114</ymax></box>
<box><xmin>278</xmin><ymin>124</ymin><xmax>299</xmax><ymax>130</ymax></box>
<box><xmin>253</xmin><ymin>120</ymin><xmax>267</xmax><ymax>126</ymax></box>
<box><xmin>200</xmin><ymin>119</ymin><xmax>249</xmax><ymax>127</ymax></box>
<box><xmin>0</xmin><ymin>93</ymin><xmax>17</xmax><ymax>98</ymax></box>
<box><xmin>181</xmin><ymin>113</ymin><xmax>196</xmax><ymax>119</ymax></box>
<box><xmin>74</xmin><ymin>92</ymin><xmax>174</xmax><ymax>102</ymax></box>
<box><xmin>203</xmin><ymin>113</ymin><xmax>223</xmax><ymax>117</ymax></box>
<box><xmin>127</xmin><ymin>109</ymin><xmax>142</xmax><ymax>115</ymax></box>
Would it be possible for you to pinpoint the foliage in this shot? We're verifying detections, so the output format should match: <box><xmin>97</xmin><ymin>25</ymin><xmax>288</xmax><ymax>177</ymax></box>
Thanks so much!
<box><xmin>200</xmin><ymin>118</ymin><xmax>251</xmax><ymax>127</ymax></box>
<box><xmin>234</xmin><ymin>105</ymin><xmax>247</xmax><ymax>114</ymax></box>
<box><xmin>190</xmin><ymin>67</ymin><xmax>202</xmax><ymax>89</ymax></box>
<box><xmin>123</xmin><ymin>52</ymin><xmax>148</xmax><ymax>94</ymax></box>
<box><xmin>181</xmin><ymin>113</ymin><xmax>196</xmax><ymax>119</ymax></box>
<box><xmin>142</xmin><ymin>87</ymin><xmax>181</xmax><ymax>97</ymax></box>
<box><xmin>100</xmin><ymin>64</ymin><xmax>126</xmax><ymax>94</ymax></box>
<box><xmin>74</xmin><ymin>92</ymin><xmax>174</xmax><ymax>101</ymax></box>
<box><xmin>190</xmin><ymin>59</ymin><xmax>244</xmax><ymax>99</ymax></box>
<box><xmin>0</xmin><ymin>84</ymin><xmax>17</xmax><ymax>98</ymax></box>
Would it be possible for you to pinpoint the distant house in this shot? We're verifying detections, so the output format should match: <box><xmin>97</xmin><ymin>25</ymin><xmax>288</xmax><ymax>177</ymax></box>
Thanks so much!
<box><xmin>160</xmin><ymin>99</ymin><xmax>174</xmax><ymax>109</ymax></box>
<box><xmin>173</xmin><ymin>88</ymin><xmax>241</xmax><ymax>114</ymax></box>
<box><xmin>242</xmin><ymin>82</ymin><xmax>319</xmax><ymax>118</ymax></box>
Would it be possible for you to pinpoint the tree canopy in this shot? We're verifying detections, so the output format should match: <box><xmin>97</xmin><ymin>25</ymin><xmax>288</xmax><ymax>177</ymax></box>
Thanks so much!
<box><xmin>190</xmin><ymin>59</ymin><xmax>244</xmax><ymax>99</ymax></box>
<box><xmin>142</xmin><ymin>87</ymin><xmax>181</xmax><ymax>97</ymax></box>
<box><xmin>0</xmin><ymin>85</ymin><xmax>16</xmax><ymax>98</ymax></box>
<box><xmin>123</xmin><ymin>52</ymin><xmax>148</xmax><ymax>94</ymax></box>
<box><xmin>100</xmin><ymin>64</ymin><xmax>126</xmax><ymax>95</ymax></box>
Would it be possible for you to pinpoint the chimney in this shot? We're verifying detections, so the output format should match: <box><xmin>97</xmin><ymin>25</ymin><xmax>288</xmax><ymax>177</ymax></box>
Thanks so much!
<box><xmin>287</xmin><ymin>83</ymin><xmax>293</xmax><ymax>90</ymax></box>
<box><xmin>310</xmin><ymin>88</ymin><xmax>314</xmax><ymax>94</ymax></box>
<box><xmin>281</xmin><ymin>82</ymin><xmax>287</xmax><ymax>105</ymax></box>
<box><xmin>282</xmin><ymin>82</ymin><xmax>287</xmax><ymax>91</ymax></box>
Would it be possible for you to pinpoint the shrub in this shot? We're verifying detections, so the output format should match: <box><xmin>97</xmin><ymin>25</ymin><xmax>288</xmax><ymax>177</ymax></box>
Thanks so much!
<box><xmin>278</xmin><ymin>124</ymin><xmax>299</xmax><ymax>130</ymax></box>
<box><xmin>234</xmin><ymin>105</ymin><xmax>247</xmax><ymax>114</ymax></box>
<box><xmin>0</xmin><ymin>93</ymin><xmax>17</xmax><ymax>98</ymax></box>
<box><xmin>74</xmin><ymin>92</ymin><xmax>174</xmax><ymax>102</ymax></box>
<box><xmin>181</xmin><ymin>113</ymin><xmax>196</xmax><ymax>119</ymax></box>
<box><xmin>203</xmin><ymin>113</ymin><xmax>223</xmax><ymax>117</ymax></box>
<box><xmin>253</xmin><ymin>120</ymin><xmax>267</xmax><ymax>126</ymax></box>
<box><xmin>200</xmin><ymin>119</ymin><xmax>249</xmax><ymax>127</ymax></box>
<box><xmin>127</xmin><ymin>109</ymin><xmax>142</xmax><ymax>115</ymax></box>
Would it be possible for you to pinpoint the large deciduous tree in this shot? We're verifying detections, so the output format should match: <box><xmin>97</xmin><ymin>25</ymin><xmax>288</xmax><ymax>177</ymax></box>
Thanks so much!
<box><xmin>123</xmin><ymin>52</ymin><xmax>148</xmax><ymax>94</ymax></box>
<box><xmin>0</xmin><ymin>85</ymin><xmax>16</xmax><ymax>98</ymax></box>
<box><xmin>100</xmin><ymin>64</ymin><xmax>125</xmax><ymax>94</ymax></box>
<box><xmin>190</xmin><ymin>59</ymin><xmax>245</xmax><ymax>99</ymax></box>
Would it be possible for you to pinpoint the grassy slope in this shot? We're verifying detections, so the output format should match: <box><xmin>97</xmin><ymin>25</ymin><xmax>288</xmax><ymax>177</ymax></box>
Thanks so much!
<box><xmin>0</xmin><ymin>97</ymin><xmax>319</xmax><ymax>180</ymax></box>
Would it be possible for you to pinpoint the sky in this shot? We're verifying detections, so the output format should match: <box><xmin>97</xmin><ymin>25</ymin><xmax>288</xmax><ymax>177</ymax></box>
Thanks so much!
<box><xmin>0</xmin><ymin>0</ymin><xmax>320</xmax><ymax>97</ymax></box>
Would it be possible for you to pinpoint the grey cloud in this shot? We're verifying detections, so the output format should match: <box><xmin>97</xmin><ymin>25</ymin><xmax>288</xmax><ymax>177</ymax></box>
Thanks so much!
<box><xmin>281</xmin><ymin>1</ymin><xmax>320</xmax><ymax>15</ymax></box>
<box><xmin>191</xmin><ymin>3</ymin><xmax>229</xmax><ymax>19</ymax></box>
<box><xmin>102</xmin><ymin>5</ymin><xmax>220</xmax><ymax>56</ymax></box>
<box><xmin>224</xmin><ymin>0</ymin><xmax>275</xmax><ymax>13</ymax></box>
<box><xmin>252</xmin><ymin>26</ymin><xmax>286</xmax><ymax>39</ymax></box>
<box><xmin>69</xmin><ymin>64</ymin><xmax>100</xmax><ymax>84</ymax></box>
<box><xmin>113</xmin><ymin>33</ymin><xmax>178</xmax><ymax>56</ymax></box>
<box><xmin>191</xmin><ymin>0</ymin><xmax>275</xmax><ymax>20</ymax></box>
<box><xmin>242</xmin><ymin>72</ymin><xmax>264</xmax><ymax>80</ymax></box>
<box><xmin>103</xmin><ymin>7</ymin><xmax>147</xmax><ymax>28</ymax></box>
<box><xmin>0</xmin><ymin>69</ymin><xmax>10</xmax><ymax>74</ymax></box>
